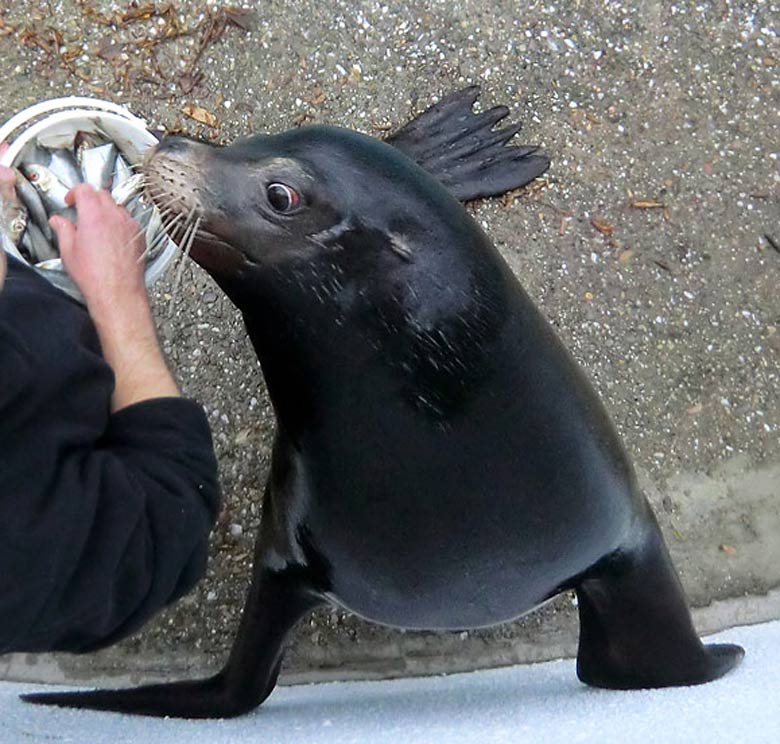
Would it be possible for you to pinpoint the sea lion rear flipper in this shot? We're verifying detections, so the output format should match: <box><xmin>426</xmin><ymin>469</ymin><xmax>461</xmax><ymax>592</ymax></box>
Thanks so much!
<box><xmin>385</xmin><ymin>86</ymin><xmax>550</xmax><ymax>201</ymax></box>
<box><xmin>22</xmin><ymin>566</ymin><xmax>320</xmax><ymax>719</ymax></box>
<box><xmin>575</xmin><ymin>523</ymin><xmax>744</xmax><ymax>689</ymax></box>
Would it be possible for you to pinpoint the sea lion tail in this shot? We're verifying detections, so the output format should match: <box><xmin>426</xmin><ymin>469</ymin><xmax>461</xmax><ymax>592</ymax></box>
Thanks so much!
<box><xmin>385</xmin><ymin>85</ymin><xmax>550</xmax><ymax>202</ymax></box>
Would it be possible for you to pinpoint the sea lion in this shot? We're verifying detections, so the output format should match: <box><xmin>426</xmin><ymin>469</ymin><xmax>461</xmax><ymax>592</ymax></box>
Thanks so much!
<box><xmin>24</xmin><ymin>88</ymin><xmax>743</xmax><ymax>718</ymax></box>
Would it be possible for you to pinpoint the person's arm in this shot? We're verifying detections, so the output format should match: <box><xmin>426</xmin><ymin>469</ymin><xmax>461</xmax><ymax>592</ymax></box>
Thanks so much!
<box><xmin>50</xmin><ymin>185</ymin><xmax>179</xmax><ymax>411</ymax></box>
<box><xmin>0</xmin><ymin>179</ymin><xmax>221</xmax><ymax>654</ymax></box>
<box><xmin>0</xmin><ymin>230</ymin><xmax>6</xmax><ymax>290</ymax></box>
<box><xmin>0</xmin><ymin>155</ymin><xmax>16</xmax><ymax>292</ymax></box>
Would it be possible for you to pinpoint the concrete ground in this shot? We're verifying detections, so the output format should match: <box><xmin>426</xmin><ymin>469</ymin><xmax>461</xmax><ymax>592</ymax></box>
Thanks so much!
<box><xmin>0</xmin><ymin>0</ymin><xmax>778</xmax><ymax>686</ymax></box>
<box><xmin>2</xmin><ymin>622</ymin><xmax>777</xmax><ymax>744</ymax></box>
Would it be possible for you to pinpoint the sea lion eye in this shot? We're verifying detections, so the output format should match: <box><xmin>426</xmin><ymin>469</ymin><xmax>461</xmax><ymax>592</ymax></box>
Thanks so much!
<box><xmin>266</xmin><ymin>183</ymin><xmax>300</xmax><ymax>213</ymax></box>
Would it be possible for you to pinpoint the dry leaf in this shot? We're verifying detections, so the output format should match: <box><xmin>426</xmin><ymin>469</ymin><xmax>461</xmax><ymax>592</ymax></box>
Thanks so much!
<box><xmin>182</xmin><ymin>103</ymin><xmax>218</xmax><ymax>128</ymax></box>
<box><xmin>61</xmin><ymin>45</ymin><xmax>82</xmax><ymax>64</ymax></box>
<box><xmin>121</xmin><ymin>4</ymin><xmax>158</xmax><ymax>23</ymax></box>
<box><xmin>96</xmin><ymin>37</ymin><xmax>125</xmax><ymax>62</ymax></box>
<box><xmin>223</xmin><ymin>6</ymin><xmax>255</xmax><ymax>31</ymax></box>
<box><xmin>630</xmin><ymin>199</ymin><xmax>665</xmax><ymax>209</ymax></box>
<box><xmin>591</xmin><ymin>217</ymin><xmax>614</xmax><ymax>236</ymax></box>
<box><xmin>719</xmin><ymin>544</ymin><xmax>737</xmax><ymax>556</ymax></box>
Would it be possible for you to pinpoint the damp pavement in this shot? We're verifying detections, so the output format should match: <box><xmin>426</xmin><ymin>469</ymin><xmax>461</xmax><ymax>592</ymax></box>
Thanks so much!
<box><xmin>0</xmin><ymin>1</ymin><xmax>778</xmax><ymax>684</ymax></box>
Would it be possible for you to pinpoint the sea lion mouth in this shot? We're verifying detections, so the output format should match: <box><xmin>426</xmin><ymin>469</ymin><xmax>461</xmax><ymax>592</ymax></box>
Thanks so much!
<box><xmin>142</xmin><ymin>140</ymin><xmax>243</xmax><ymax>274</ymax></box>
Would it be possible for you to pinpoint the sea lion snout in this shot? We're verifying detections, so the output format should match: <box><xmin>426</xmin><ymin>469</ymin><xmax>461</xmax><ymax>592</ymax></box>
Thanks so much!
<box><xmin>144</xmin><ymin>136</ymin><xmax>211</xmax><ymax>215</ymax></box>
<box><xmin>143</xmin><ymin>133</ymin><xmax>349</xmax><ymax>276</ymax></box>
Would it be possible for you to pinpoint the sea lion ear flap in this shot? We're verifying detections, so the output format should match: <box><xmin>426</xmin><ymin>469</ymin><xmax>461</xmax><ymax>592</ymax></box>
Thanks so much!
<box><xmin>385</xmin><ymin>86</ymin><xmax>551</xmax><ymax>202</ymax></box>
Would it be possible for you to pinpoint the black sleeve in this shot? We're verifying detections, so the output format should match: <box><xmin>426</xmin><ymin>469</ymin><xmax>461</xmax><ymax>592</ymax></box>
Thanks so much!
<box><xmin>47</xmin><ymin>398</ymin><xmax>221</xmax><ymax>653</ymax></box>
<box><xmin>0</xmin><ymin>259</ymin><xmax>221</xmax><ymax>653</ymax></box>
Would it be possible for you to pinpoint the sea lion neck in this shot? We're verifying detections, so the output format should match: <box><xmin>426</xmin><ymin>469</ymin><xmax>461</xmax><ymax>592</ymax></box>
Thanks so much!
<box><xmin>236</xmin><ymin>223</ymin><xmax>515</xmax><ymax>440</ymax></box>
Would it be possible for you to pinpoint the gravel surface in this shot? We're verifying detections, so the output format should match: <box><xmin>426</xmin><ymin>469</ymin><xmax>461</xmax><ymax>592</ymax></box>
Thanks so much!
<box><xmin>0</xmin><ymin>0</ymin><xmax>777</xmax><ymax>681</ymax></box>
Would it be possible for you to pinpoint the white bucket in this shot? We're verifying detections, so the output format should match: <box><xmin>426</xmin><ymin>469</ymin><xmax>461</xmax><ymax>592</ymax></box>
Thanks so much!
<box><xmin>0</xmin><ymin>97</ymin><xmax>177</xmax><ymax>302</ymax></box>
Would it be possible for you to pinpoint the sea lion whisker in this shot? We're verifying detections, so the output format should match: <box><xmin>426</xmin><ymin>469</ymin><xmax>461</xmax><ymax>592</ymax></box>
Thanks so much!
<box><xmin>152</xmin><ymin>211</ymin><xmax>193</xmax><ymax>274</ymax></box>
<box><xmin>112</xmin><ymin>164</ymin><xmax>146</xmax><ymax>181</ymax></box>
<box><xmin>170</xmin><ymin>209</ymin><xmax>199</xmax><ymax>256</ymax></box>
<box><xmin>141</xmin><ymin>211</ymin><xmax>184</xmax><ymax>260</ymax></box>
<box><xmin>160</xmin><ymin>211</ymin><xmax>185</xmax><ymax>236</ymax></box>
<box><xmin>144</xmin><ymin>189</ymin><xmax>177</xmax><ymax>210</ymax></box>
<box><xmin>125</xmin><ymin>224</ymin><xmax>150</xmax><ymax>254</ymax></box>
<box><xmin>168</xmin><ymin>215</ymin><xmax>192</xmax><ymax>247</ymax></box>
<box><xmin>137</xmin><ymin>222</ymin><xmax>170</xmax><ymax>263</ymax></box>
<box><xmin>147</xmin><ymin>190</ymin><xmax>194</xmax><ymax>216</ymax></box>
<box><xmin>168</xmin><ymin>214</ymin><xmax>202</xmax><ymax>313</ymax></box>
<box><xmin>142</xmin><ymin>224</ymin><xmax>176</xmax><ymax>262</ymax></box>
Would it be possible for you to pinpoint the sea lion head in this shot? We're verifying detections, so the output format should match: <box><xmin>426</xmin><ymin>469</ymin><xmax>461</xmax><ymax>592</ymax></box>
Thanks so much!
<box><xmin>144</xmin><ymin>127</ymin><xmax>510</xmax><ymax>428</ymax></box>
<box><xmin>143</xmin><ymin>126</ymin><xmax>475</xmax><ymax>298</ymax></box>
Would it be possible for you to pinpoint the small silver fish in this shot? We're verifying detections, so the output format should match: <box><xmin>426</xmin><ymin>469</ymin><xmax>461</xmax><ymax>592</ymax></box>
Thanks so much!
<box><xmin>111</xmin><ymin>172</ymin><xmax>145</xmax><ymax>206</ymax></box>
<box><xmin>0</xmin><ymin>174</ymin><xmax>27</xmax><ymax>245</ymax></box>
<box><xmin>81</xmin><ymin>143</ymin><xmax>116</xmax><ymax>191</ymax></box>
<box><xmin>35</xmin><ymin>257</ymin><xmax>63</xmax><ymax>271</ymax></box>
<box><xmin>19</xmin><ymin>230</ymin><xmax>34</xmax><ymax>262</ymax></box>
<box><xmin>13</xmin><ymin>168</ymin><xmax>53</xmax><ymax>241</ymax></box>
<box><xmin>7</xmin><ymin>211</ymin><xmax>27</xmax><ymax>244</ymax></box>
<box><xmin>113</xmin><ymin>153</ymin><xmax>134</xmax><ymax>188</ymax></box>
<box><xmin>21</xmin><ymin>163</ymin><xmax>71</xmax><ymax>214</ymax></box>
<box><xmin>143</xmin><ymin>207</ymin><xmax>166</xmax><ymax>260</ymax></box>
<box><xmin>24</xmin><ymin>219</ymin><xmax>58</xmax><ymax>262</ymax></box>
<box><xmin>22</xmin><ymin>142</ymin><xmax>82</xmax><ymax>188</ymax></box>
<box><xmin>74</xmin><ymin>131</ymin><xmax>102</xmax><ymax>160</ymax></box>
<box><xmin>123</xmin><ymin>193</ymin><xmax>149</xmax><ymax>227</ymax></box>
<box><xmin>48</xmin><ymin>149</ymin><xmax>83</xmax><ymax>188</ymax></box>
<box><xmin>21</xmin><ymin>142</ymin><xmax>51</xmax><ymax>168</ymax></box>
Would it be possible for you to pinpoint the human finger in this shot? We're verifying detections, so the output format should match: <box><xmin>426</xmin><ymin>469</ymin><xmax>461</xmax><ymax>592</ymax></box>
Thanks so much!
<box><xmin>0</xmin><ymin>166</ymin><xmax>16</xmax><ymax>202</ymax></box>
<box><xmin>91</xmin><ymin>187</ymin><xmax>114</xmax><ymax>210</ymax></box>
<box><xmin>49</xmin><ymin>214</ymin><xmax>77</xmax><ymax>258</ymax></box>
<box><xmin>0</xmin><ymin>165</ymin><xmax>15</xmax><ymax>185</ymax></box>
<box><xmin>65</xmin><ymin>182</ymin><xmax>99</xmax><ymax>208</ymax></box>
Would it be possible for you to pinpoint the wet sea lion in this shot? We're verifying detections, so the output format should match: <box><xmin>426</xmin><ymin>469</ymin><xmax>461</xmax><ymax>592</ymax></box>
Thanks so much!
<box><xmin>24</xmin><ymin>88</ymin><xmax>743</xmax><ymax>718</ymax></box>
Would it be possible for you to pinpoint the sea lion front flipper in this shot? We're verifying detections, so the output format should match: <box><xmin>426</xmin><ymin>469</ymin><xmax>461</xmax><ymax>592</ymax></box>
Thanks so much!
<box><xmin>385</xmin><ymin>86</ymin><xmax>550</xmax><ymax>202</ymax></box>
<box><xmin>574</xmin><ymin>523</ymin><xmax>744</xmax><ymax>689</ymax></box>
<box><xmin>22</xmin><ymin>565</ymin><xmax>321</xmax><ymax>718</ymax></box>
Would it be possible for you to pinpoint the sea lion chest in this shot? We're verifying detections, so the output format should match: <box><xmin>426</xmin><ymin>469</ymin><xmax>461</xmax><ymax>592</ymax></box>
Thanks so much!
<box><xmin>266</xmin><ymin>247</ymin><xmax>639</xmax><ymax>630</ymax></box>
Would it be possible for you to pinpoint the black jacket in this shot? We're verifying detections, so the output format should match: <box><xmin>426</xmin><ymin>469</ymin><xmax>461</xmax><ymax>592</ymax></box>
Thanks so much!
<box><xmin>0</xmin><ymin>257</ymin><xmax>220</xmax><ymax>653</ymax></box>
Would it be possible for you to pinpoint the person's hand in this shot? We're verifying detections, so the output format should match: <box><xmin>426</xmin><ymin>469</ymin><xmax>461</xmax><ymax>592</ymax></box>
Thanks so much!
<box><xmin>50</xmin><ymin>183</ymin><xmax>179</xmax><ymax>411</ymax></box>
<box><xmin>0</xmin><ymin>143</ymin><xmax>16</xmax><ymax>290</ymax></box>
<box><xmin>0</xmin><ymin>239</ymin><xmax>5</xmax><ymax>289</ymax></box>
<box><xmin>50</xmin><ymin>184</ymin><xmax>146</xmax><ymax>316</ymax></box>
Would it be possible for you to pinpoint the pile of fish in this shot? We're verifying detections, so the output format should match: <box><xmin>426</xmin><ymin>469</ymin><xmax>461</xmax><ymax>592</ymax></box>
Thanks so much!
<box><xmin>1</xmin><ymin>133</ymin><xmax>166</xmax><ymax>274</ymax></box>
